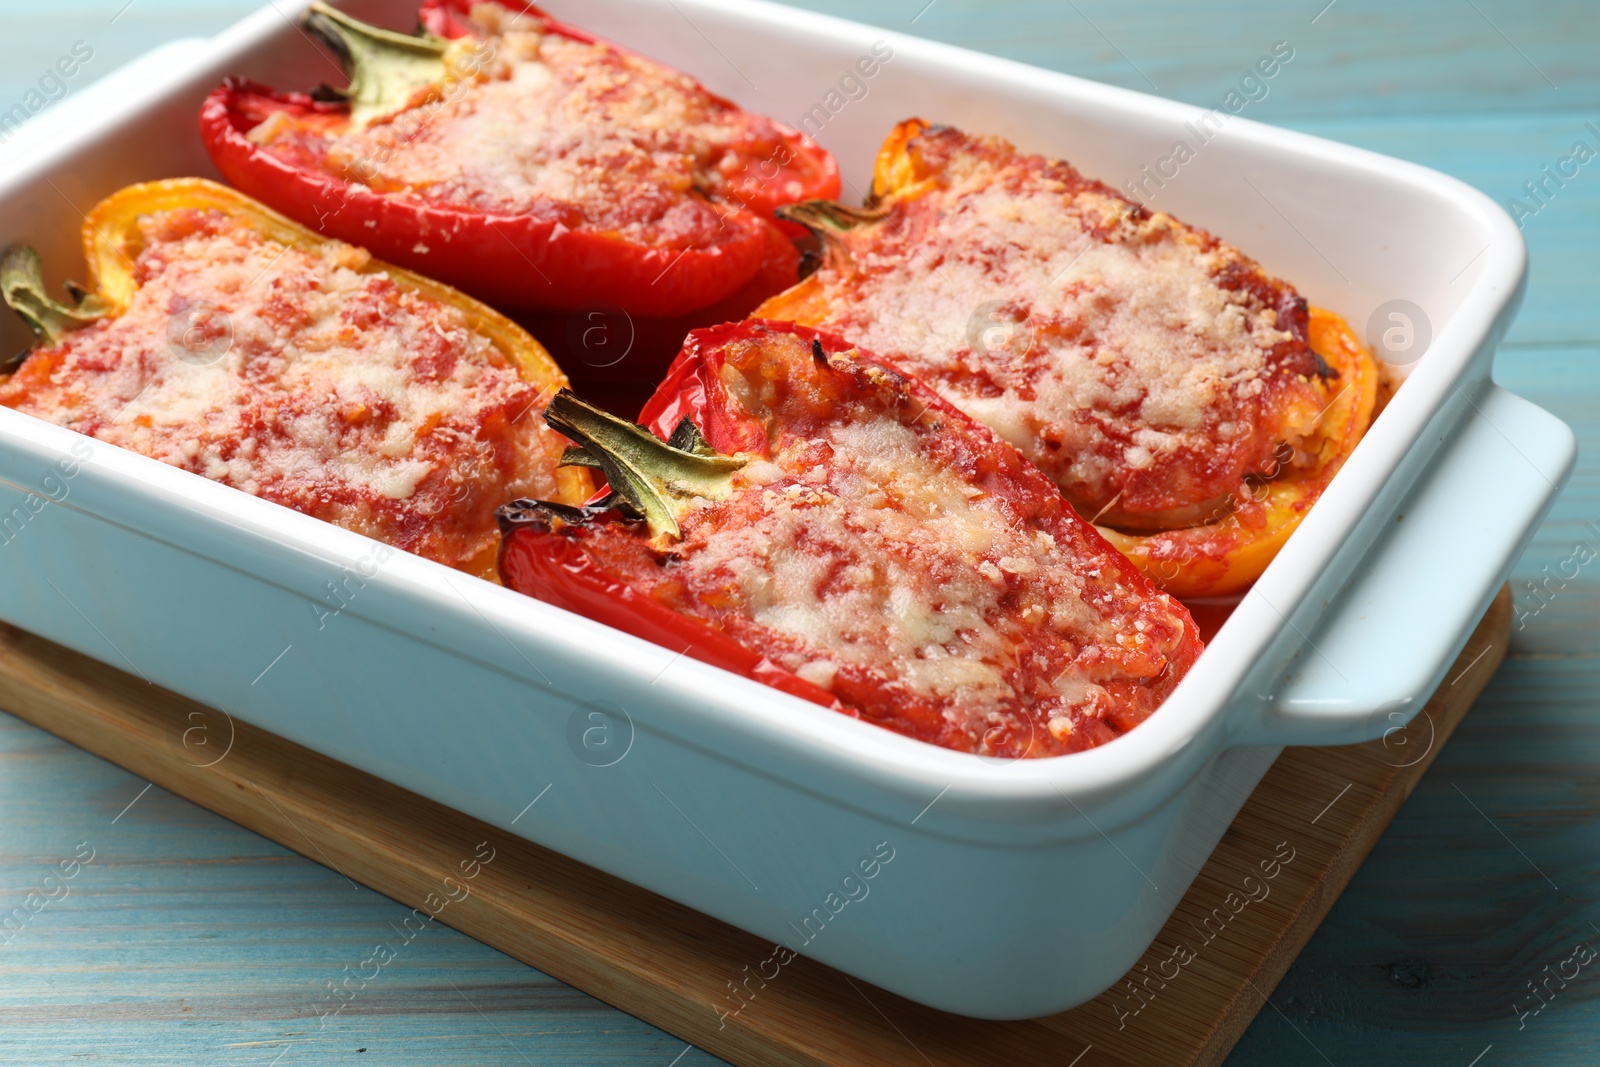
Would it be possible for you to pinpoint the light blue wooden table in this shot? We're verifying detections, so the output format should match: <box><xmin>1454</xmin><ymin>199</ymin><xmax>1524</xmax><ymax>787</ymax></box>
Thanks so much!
<box><xmin>1</xmin><ymin>2</ymin><xmax>1595</xmax><ymax>1063</ymax></box>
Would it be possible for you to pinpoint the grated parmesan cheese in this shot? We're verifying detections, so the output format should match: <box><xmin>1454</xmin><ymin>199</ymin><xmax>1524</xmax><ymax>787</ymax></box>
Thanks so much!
<box><xmin>799</xmin><ymin>126</ymin><xmax>1331</xmax><ymax>529</ymax></box>
<box><xmin>259</xmin><ymin>2</ymin><xmax>800</xmax><ymax>246</ymax></box>
<box><xmin>659</xmin><ymin>330</ymin><xmax>1194</xmax><ymax>754</ymax></box>
<box><xmin>0</xmin><ymin>208</ymin><xmax>568</xmax><ymax>570</ymax></box>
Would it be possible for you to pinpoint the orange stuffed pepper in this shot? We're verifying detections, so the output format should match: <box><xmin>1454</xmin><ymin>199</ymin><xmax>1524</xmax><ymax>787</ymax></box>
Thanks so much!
<box><xmin>0</xmin><ymin>178</ymin><xmax>590</xmax><ymax>577</ymax></box>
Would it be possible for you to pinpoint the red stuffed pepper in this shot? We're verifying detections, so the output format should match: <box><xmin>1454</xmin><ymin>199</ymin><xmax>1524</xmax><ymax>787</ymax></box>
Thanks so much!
<box><xmin>199</xmin><ymin>1</ymin><xmax>838</xmax><ymax>319</ymax></box>
<box><xmin>497</xmin><ymin>321</ymin><xmax>1202</xmax><ymax>758</ymax></box>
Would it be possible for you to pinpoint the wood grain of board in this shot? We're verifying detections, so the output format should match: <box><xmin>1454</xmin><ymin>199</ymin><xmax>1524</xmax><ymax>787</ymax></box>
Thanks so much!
<box><xmin>0</xmin><ymin>588</ymin><xmax>1511</xmax><ymax>1067</ymax></box>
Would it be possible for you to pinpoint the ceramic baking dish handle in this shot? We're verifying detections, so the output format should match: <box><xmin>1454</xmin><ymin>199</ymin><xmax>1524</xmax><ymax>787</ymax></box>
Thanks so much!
<box><xmin>1239</xmin><ymin>384</ymin><xmax>1575</xmax><ymax>748</ymax></box>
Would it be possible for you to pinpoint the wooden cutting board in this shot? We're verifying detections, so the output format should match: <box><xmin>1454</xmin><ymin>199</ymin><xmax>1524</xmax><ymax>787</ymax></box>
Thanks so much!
<box><xmin>0</xmin><ymin>586</ymin><xmax>1510</xmax><ymax>1067</ymax></box>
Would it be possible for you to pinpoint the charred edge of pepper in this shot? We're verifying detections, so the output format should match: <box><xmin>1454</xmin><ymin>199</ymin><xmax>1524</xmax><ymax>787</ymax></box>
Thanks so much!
<box><xmin>496</xmin><ymin>497</ymin><xmax>618</xmax><ymax>536</ymax></box>
<box><xmin>1309</xmin><ymin>348</ymin><xmax>1338</xmax><ymax>381</ymax></box>
<box><xmin>0</xmin><ymin>245</ymin><xmax>109</xmax><ymax>363</ymax></box>
<box><xmin>543</xmin><ymin>389</ymin><xmax>745</xmax><ymax>542</ymax></box>
<box><xmin>303</xmin><ymin>1</ymin><xmax>448</xmax><ymax>129</ymax></box>
<box><xmin>796</xmin><ymin>242</ymin><xmax>824</xmax><ymax>281</ymax></box>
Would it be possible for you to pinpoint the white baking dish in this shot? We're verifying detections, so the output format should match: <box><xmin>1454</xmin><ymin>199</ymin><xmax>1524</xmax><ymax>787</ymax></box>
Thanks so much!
<box><xmin>0</xmin><ymin>0</ymin><xmax>1574</xmax><ymax>1021</ymax></box>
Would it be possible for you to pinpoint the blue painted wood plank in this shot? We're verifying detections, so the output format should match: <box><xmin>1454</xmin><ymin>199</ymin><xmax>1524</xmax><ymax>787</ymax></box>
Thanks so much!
<box><xmin>0</xmin><ymin>715</ymin><xmax>727</xmax><ymax>1065</ymax></box>
<box><xmin>1228</xmin><ymin>654</ymin><xmax>1600</xmax><ymax>1066</ymax></box>
<box><xmin>681</xmin><ymin>0</ymin><xmax>1588</xmax><ymax>120</ymax></box>
<box><xmin>1493</xmin><ymin>345</ymin><xmax>1600</xmax><ymax>657</ymax></box>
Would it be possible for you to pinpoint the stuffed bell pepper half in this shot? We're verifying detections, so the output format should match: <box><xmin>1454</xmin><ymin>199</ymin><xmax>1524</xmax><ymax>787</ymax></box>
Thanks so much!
<box><xmin>497</xmin><ymin>320</ymin><xmax>1202</xmax><ymax>758</ymax></box>
<box><xmin>201</xmin><ymin>0</ymin><xmax>839</xmax><ymax>319</ymax></box>
<box><xmin>0</xmin><ymin>178</ymin><xmax>591</xmax><ymax>577</ymax></box>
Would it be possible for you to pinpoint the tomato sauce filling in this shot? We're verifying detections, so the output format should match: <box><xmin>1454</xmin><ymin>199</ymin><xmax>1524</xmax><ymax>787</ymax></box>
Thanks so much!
<box><xmin>784</xmin><ymin>124</ymin><xmax>1335</xmax><ymax>533</ymax></box>
<box><xmin>248</xmin><ymin>2</ymin><xmax>820</xmax><ymax>249</ymax></box>
<box><xmin>574</xmin><ymin>326</ymin><xmax>1199</xmax><ymax>756</ymax></box>
<box><xmin>0</xmin><ymin>208</ymin><xmax>568</xmax><ymax>570</ymax></box>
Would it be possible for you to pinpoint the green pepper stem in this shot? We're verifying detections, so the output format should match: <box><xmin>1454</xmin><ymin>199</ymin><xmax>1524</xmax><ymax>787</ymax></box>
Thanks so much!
<box><xmin>303</xmin><ymin>1</ymin><xmax>448</xmax><ymax>129</ymax></box>
<box><xmin>775</xmin><ymin>200</ymin><xmax>884</xmax><ymax>279</ymax></box>
<box><xmin>544</xmin><ymin>390</ymin><xmax>745</xmax><ymax>542</ymax></box>
<box><xmin>775</xmin><ymin>200</ymin><xmax>885</xmax><ymax>235</ymax></box>
<box><xmin>0</xmin><ymin>245</ymin><xmax>108</xmax><ymax>361</ymax></box>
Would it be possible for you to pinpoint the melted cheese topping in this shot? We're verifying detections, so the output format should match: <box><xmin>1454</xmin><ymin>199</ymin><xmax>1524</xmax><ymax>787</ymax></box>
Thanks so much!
<box><xmin>661</xmin><ymin>330</ymin><xmax>1194</xmax><ymax>755</ymax></box>
<box><xmin>801</xmin><ymin>128</ymin><xmax>1329</xmax><ymax>528</ymax></box>
<box><xmin>257</xmin><ymin>2</ymin><xmax>798</xmax><ymax>245</ymax></box>
<box><xmin>0</xmin><ymin>209</ymin><xmax>567</xmax><ymax>569</ymax></box>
